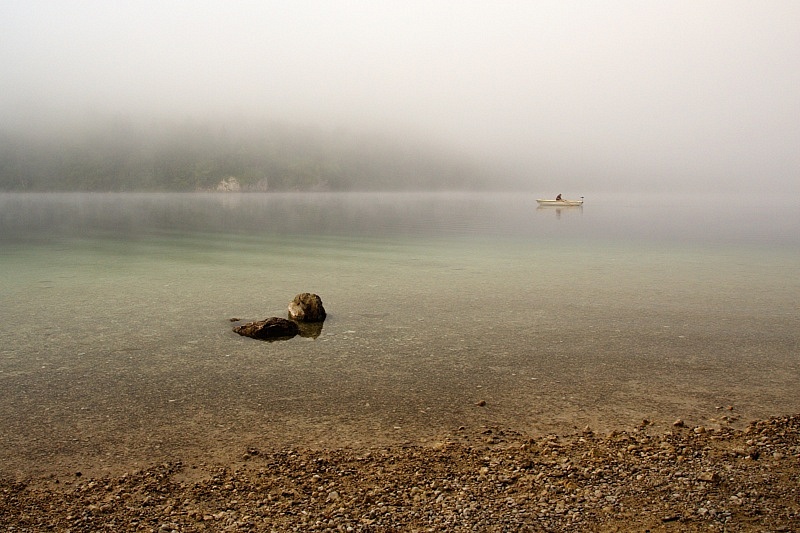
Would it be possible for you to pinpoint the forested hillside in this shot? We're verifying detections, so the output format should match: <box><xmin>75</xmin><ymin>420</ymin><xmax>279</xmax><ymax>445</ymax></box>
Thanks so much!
<box><xmin>0</xmin><ymin>119</ymin><xmax>492</xmax><ymax>192</ymax></box>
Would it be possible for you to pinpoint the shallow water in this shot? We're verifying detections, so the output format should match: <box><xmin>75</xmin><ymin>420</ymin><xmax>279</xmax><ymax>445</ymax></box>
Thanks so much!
<box><xmin>1</xmin><ymin>192</ymin><xmax>798</xmax><ymax>476</ymax></box>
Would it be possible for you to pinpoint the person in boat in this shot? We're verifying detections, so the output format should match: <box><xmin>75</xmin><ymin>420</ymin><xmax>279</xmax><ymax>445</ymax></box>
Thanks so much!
<box><xmin>555</xmin><ymin>193</ymin><xmax>563</xmax><ymax>201</ymax></box>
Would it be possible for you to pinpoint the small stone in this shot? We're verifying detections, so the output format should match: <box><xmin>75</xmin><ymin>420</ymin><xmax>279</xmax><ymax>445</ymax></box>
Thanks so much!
<box><xmin>673</xmin><ymin>419</ymin><xmax>685</xmax><ymax>427</ymax></box>
<box><xmin>698</xmin><ymin>472</ymin><xmax>720</xmax><ymax>483</ymax></box>
<box><xmin>475</xmin><ymin>400</ymin><xmax>486</xmax><ymax>407</ymax></box>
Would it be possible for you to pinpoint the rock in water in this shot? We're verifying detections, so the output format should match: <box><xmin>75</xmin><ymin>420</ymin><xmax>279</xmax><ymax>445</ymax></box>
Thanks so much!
<box><xmin>288</xmin><ymin>293</ymin><xmax>326</xmax><ymax>322</ymax></box>
<box><xmin>233</xmin><ymin>317</ymin><xmax>299</xmax><ymax>341</ymax></box>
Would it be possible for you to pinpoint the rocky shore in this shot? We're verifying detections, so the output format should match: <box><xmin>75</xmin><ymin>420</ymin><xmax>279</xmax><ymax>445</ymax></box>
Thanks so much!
<box><xmin>2</xmin><ymin>415</ymin><xmax>798</xmax><ymax>532</ymax></box>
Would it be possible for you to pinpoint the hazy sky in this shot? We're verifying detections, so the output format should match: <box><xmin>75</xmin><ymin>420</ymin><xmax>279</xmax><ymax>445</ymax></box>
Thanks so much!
<box><xmin>2</xmin><ymin>1</ymin><xmax>799</xmax><ymax>192</ymax></box>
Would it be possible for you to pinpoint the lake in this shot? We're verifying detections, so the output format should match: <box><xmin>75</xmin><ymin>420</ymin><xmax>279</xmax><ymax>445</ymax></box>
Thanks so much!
<box><xmin>1</xmin><ymin>191</ymin><xmax>798</xmax><ymax>477</ymax></box>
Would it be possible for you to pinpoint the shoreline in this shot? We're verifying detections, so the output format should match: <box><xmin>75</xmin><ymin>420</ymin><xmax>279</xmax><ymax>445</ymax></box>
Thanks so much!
<box><xmin>0</xmin><ymin>402</ymin><xmax>780</xmax><ymax>483</ymax></box>
<box><xmin>2</xmin><ymin>414</ymin><xmax>798</xmax><ymax>531</ymax></box>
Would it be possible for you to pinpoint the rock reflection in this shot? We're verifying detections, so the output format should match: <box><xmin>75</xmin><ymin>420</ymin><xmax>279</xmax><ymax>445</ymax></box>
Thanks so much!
<box><xmin>297</xmin><ymin>320</ymin><xmax>324</xmax><ymax>339</ymax></box>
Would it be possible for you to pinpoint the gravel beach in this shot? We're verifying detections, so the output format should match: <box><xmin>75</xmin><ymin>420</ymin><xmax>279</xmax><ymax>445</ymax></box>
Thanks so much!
<box><xmin>2</xmin><ymin>414</ymin><xmax>798</xmax><ymax>532</ymax></box>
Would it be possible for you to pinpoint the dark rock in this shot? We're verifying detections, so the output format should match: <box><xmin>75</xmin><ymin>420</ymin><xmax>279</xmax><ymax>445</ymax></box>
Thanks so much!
<box><xmin>233</xmin><ymin>317</ymin><xmax>299</xmax><ymax>341</ymax></box>
<box><xmin>288</xmin><ymin>293</ymin><xmax>326</xmax><ymax>322</ymax></box>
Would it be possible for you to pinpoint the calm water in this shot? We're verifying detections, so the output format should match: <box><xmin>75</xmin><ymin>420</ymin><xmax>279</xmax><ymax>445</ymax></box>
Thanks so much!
<box><xmin>1</xmin><ymin>192</ymin><xmax>799</xmax><ymax>475</ymax></box>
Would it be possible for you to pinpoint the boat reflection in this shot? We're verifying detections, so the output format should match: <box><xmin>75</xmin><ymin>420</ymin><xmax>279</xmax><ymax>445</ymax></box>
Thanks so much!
<box><xmin>536</xmin><ymin>205</ymin><xmax>583</xmax><ymax>219</ymax></box>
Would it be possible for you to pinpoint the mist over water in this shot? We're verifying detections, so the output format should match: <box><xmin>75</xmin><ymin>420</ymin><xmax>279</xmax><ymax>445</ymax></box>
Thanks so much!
<box><xmin>2</xmin><ymin>191</ymin><xmax>798</xmax><ymax>246</ymax></box>
<box><xmin>2</xmin><ymin>2</ymin><xmax>800</xmax><ymax>194</ymax></box>
<box><xmin>2</xmin><ymin>0</ymin><xmax>799</xmax><ymax>480</ymax></box>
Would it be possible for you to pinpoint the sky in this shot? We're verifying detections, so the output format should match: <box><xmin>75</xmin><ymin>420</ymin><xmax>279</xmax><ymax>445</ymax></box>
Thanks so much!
<box><xmin>1</xmin><ymin>0</ymin><xmax>799</xmax><ymax>193</ymax></box>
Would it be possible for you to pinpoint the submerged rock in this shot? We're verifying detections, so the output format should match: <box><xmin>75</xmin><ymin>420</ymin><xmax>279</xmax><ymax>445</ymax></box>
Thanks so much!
<box><xmin>288</xmin><ymin>293</ymin><xmax>326</xmax><ymax>322</ymax></box>
<box><xmin>233</xmin><ymin>317</ymin><xmax>299</xmax><ymax>341</ymax></box>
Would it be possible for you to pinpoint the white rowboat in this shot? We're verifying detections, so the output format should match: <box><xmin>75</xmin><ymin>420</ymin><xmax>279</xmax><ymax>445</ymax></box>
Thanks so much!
<box><xmin>536</xmin><ymin>197</ymin><xmax>584</xmax><ymax>206</ymax></box>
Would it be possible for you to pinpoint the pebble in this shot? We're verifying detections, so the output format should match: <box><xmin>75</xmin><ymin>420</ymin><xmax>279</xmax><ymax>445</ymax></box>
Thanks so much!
<box><xmin>2</xmin><ymin>415</ymin><xmax>799</xmax><ymax>531</ymax></box>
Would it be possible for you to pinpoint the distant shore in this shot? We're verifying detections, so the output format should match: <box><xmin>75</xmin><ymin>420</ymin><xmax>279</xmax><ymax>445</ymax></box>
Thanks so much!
<box><xmin>2</xmin><ymin>415</ymin><xmax>798</xmax><ymax>531</ymax></box>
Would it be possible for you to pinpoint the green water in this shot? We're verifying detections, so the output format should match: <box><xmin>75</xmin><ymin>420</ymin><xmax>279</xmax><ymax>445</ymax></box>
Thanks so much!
<box><xmin>1</xmin><ymin>192</ymin><xmax>798</xmax><ymax>475</ymax></box>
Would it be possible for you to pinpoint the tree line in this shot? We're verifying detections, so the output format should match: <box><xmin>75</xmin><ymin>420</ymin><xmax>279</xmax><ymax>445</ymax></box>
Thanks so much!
<box><xmin>0</xmin><ymin>118</ymin><xmax>491</xmax><ymax>192</ymax></box>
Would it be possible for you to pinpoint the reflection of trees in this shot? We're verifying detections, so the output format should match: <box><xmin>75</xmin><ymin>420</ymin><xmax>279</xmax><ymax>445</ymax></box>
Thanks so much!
<box><xmin>0</xmin><ymin>119</ymin><xmax>488</xmax><ymax>192</ymax></box>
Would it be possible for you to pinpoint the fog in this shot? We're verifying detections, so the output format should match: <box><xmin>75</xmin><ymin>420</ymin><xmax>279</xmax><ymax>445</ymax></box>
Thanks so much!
<box><xmin>2</xmin><ymin>1</ymin><xmax>799</xmax><ymax>193</ymax></box>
